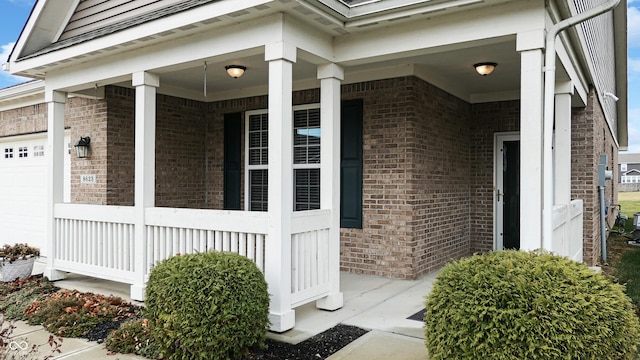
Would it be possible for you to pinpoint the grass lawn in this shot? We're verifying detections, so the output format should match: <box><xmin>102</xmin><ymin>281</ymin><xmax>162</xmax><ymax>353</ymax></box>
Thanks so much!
<box><xmin>607</xmin><ymin>191</ymin><xmax>640</xmax><ymax>310</ymax></box>
<box><xmin>619</xmin><ymin>192</ymin><xmax>640</xmax><ymax>231</ymax></box>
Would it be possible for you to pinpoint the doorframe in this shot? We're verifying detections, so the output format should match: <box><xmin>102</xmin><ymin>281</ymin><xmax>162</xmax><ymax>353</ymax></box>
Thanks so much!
<box><xmin>493</xmin><ymin>131</ymin><xmax>520</xmax><ymax>250</ymax></box>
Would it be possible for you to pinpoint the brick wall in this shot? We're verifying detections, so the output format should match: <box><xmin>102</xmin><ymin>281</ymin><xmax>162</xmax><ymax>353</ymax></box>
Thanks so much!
<box><xmin>66</xmin><ymin>96</ymin><xmax>109</xmax><ymax>204</ymax></box>
<box><xmin>106</xmin><ymin>86</ymin><xmax>135</xmax><ymax>206</ymax></box>
<box><xmin>469</xmin><ymin>101</ymin><xmax>520</xmax><ymax>253</ymax></box>
<box><xmin>571</xmin><ymin>88</ymin><xmax>618</xmax><ymax>265</ymax></box>
<box><xmin>155</xmin><ymin>94</ymin><xmax>208</xmax><ymax>208</ymax></box>
<box><xmin>339</xmin><ymin>77</ymin><xmax>473</xmax><ymax>279</ymax></box>
<box><xmin>410</xmin><ymin>78</ymin><xmax>472</xmax><ymax>276</ymax></box>
<box><xmin>0</xmin><ymin>104</ymin><xmax>47</xmax><ymax>135</ymax></box>
<box><xmin>100</xmin><ymin>86</ymin><xmax>211</xmax><ymax>208</ymax></box>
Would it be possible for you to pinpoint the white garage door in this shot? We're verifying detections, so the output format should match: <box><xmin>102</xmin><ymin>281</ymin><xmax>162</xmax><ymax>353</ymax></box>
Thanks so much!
<box><xmin>0</xmin><ymin>133</ymin><xmax>70</xmax><ymax>256</ymax></box>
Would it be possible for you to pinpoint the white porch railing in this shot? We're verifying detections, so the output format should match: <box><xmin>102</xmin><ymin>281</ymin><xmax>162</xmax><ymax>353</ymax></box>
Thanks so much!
<box><xmin>290</xmin><ymin>210</ymin><xmax>331</xmax><ymax>307</ymax></box>
<box><xmin>552</xmin><ymin>200</ymin><xmax>584</xmax><ymax>262</ymax></box>
<box><xmin>54</xmin><ymin>204</ymin><xmax>135</xmax><ymax>284</ymax></box>
<box><xmin>144</xmin><ymin>207</ymin><xmax>269</xmax><ymax>278</ymax></box>
<box><xmin>52</xmin><ymin>204</ymin><xmax>333</xmax><ymax>309</ymax></box>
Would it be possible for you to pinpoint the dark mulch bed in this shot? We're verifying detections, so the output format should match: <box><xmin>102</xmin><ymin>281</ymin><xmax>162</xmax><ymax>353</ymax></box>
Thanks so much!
<box><xmin>81</xmin><ymin>319</ymin><xmax>367</xmax><ymax>359</ymax></box>
<box><xmin>82</xmin><ymin>316</ymin><xmax>138</xmax><ymax>343</ymax></box>
<box><xmin>242</xmin><ymin>324</ymin><xmax>368</xmax><ymax>360</ymax></box>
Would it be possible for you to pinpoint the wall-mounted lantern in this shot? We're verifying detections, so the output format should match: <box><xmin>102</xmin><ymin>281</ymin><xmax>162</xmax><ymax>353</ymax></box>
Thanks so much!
<box><xmin>74</xmin><ymin>137</ymin><xmax>90</xmax><ymax>158</ymax></box>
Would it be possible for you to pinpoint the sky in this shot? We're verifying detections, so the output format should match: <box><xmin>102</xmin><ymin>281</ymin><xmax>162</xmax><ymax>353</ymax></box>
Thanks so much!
<box><xmin>0</xmin><ymin>0</ymin><xmax>638</xmax><ymax>153</ymax></box>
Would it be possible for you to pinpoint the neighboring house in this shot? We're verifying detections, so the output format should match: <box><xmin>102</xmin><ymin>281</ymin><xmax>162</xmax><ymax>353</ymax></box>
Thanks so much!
<box><xmin>0</xmin><ymin>0</ymin><xmax>627</xmax><ymax>331</ymax></box>
<box><xmin>619</xmin><ymin>153</ymin><xmax>640</xmax><ymax>192</ymax></box>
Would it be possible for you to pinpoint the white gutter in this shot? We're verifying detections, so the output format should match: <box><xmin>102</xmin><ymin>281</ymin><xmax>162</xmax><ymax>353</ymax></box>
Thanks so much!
<box><xmin>542</xmin><ymin>0</ymin><xmax>621</xmax><ymax>251</ymax></box>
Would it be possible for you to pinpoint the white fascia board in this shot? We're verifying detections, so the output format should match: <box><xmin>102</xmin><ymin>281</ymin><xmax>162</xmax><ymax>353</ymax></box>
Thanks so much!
<box><xmin>555</xmin><ymin>37</ymin><xmax>587</xmax><ymax>106</ymax></box>
<box><xmin>10</xmin><ymin>0</ymin><xmax>79</xmax><ymax>62</ymax></box>
<box><xmin>333</xmin><ymin>1</ymin><xmax>542</xmax><ymax>65</ymax></box>
<box><xmin>42</xmin><ymin>16</ymin><xmax>282</xmax><ymax>92</ymax></box>
<box><xmin>613</xmin><ymin>2</ymin><xmax>627</xmax><ymax>149</ymax></box>
<box><xmin>345</xmin><ymin>0</ymin><xmax>483</xmax><ymax>28</ymax></box>
<box><xmin>9</xmin><ymin>0</ymin><xmax>46</xmax><ymax>63</ymax></box>
<box><xmin>9</xmin><ymin>0</ymin><xmax>272</xmax><ymax>76</ymax></box>
<box><xmin>314</xmin><ymin>0</ymin><xmax>488</xmax><ymax>19</ymax></box>
<box><xmin>0</xmin><ymin>80</ymin><xmax>45</xmax><ymax>111</ymax></box>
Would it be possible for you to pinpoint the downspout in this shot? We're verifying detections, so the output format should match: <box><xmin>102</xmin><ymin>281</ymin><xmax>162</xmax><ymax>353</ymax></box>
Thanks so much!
<box><xmin>541</xmin><ymin>0</ymin><xmax>621</xmax><ymax>251</ymax></box>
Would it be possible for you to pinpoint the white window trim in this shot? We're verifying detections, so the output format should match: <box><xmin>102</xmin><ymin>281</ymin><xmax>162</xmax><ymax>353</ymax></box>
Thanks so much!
<box><xmin>244</xmin><ymin>103</ymin><xmax>321</xmax><ymax>212</ymax></box>
<box><xmin>245</xmin><ymin>109</ymin><xmax>269</xmax><ymax>212</ymax></box>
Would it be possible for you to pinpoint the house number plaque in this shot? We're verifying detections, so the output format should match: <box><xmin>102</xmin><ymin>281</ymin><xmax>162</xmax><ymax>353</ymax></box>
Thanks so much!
<box><xmin>80</xmin><ymin>174</ymin><xmax>97</xmax><ymax>184</ymax></box>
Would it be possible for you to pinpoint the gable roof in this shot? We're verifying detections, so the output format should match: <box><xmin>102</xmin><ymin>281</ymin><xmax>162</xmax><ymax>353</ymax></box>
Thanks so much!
<box><xmin>623</xmin><ymin>169</ymin><xmax>640</xmax><ymax>176</ymax></box>
<box><xmin>19</xmin><ymin>0</ymin><xmax>219</xmax><ymax>61</ymax></box>
<box><xmin>11</xmin><ymin>0</ymin><xmax>494</xmax><ymax>63</ymax></box>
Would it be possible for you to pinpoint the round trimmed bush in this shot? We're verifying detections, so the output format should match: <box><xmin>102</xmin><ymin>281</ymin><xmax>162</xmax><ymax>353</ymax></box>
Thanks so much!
<box><xmin>425</xmin><ymin>250</ymin><xmax>640</xmax><ymax>360</ymax></box>
<box><xmin>145</xmin><ymin>251</ymin><xmax>269</xmax><ymax>360</ymax></box>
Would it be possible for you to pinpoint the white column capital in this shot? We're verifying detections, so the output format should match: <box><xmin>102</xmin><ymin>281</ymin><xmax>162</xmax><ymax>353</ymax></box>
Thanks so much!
<box><xmin>265</xmin><ymin>42</ymin><xmax>297</xmax><ymax>63</ymax></box>
<box><xmin>516</xmin><ymin>29</ymin><xmax>545</xmax><ymax>52</ymax></box>
<box><xmin>44</xmin><ymin>90</ymin><xmax>67</xmax><ymax>104</ymax></box>
<box><xmin>317</xmin><ymin>63</ymin><xmax>344</xmax><ymax>81</ymax></box>
<box><xmin>132</xmin><ymin>71</ymin><xmax>160</xmax><ymax>88</ymax></box>
<box><xmin>555</xmin><ymin>81</ymin><xmax>574</xmax><ymax>95</ymax></box>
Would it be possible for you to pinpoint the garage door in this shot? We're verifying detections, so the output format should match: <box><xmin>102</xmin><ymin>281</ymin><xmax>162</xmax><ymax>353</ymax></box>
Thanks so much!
<box><xmin>0</xmin><ymin>133</ymin><xmax>70</xmax><ymax>256</ymax></box>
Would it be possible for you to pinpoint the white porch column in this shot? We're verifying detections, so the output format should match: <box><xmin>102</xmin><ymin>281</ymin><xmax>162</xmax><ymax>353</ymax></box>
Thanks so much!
<box><xmin>265</xmin><ymin>42</ymin><xmax>296</xmax><ymax>332</ymax></box>
<box><xmin>316</xmin><ymin>63</ymin><xmax>344</xmax><ymax>311</ymax></box>
<box><xmin>554</xmin><ymin>81</ymin><xmax>574</xmax><ymax>205</ymax></box>
<box><xmin>130</xmin><ymin>71</ymin><xmax>159</xmax><ymax>301</ymax></box>
<box><xmin>517</xmin><ymin>32</ymin><xmax>545</xmax><ymax>251</ymax></box>
<box><xmin>44</xmin><ymin>90</ymin><xmax>67</xmax><ymax>280</ymax></box>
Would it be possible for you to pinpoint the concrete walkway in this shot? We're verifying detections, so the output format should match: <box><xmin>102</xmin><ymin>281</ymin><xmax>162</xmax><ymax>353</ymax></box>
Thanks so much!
<box><xmin>5</xmin><ymin>262</ymin><xmax>435</xmax><ymax>359</ymax></box>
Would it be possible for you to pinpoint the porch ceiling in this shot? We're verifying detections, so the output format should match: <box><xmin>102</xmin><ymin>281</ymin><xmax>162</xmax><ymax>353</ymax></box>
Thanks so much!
<box><xmin>119</xmin><ymin>38</ymin><xmax>570</xmax><ymax>105</ymax></box>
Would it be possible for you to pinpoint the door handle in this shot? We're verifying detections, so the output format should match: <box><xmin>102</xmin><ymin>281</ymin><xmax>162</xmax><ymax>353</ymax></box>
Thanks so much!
<box><xmin>496</xmin><ymin>190</ymin><xmax>503</xmax><ymax>202</ymax></box>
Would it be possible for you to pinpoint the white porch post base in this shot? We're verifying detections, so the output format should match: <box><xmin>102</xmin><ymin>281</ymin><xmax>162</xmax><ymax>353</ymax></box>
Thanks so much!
<box><xmin>316</xmin><ymin>292</ymin><xmax>344</xmax><ymax>311</ymax></box>
<box><xmin>130</xmin><ymin>284</ymin><xmax>146</xmax><ymax>301</ymax></box>
<box><xmin>43</xmin><ymin>268</ymin><xmax>66</xmax><ymax>281</ymax></box>
<box><xmin>269</xmin><ymin>310</ymin><xmax>295</xmax><ymax>333</ymax></box>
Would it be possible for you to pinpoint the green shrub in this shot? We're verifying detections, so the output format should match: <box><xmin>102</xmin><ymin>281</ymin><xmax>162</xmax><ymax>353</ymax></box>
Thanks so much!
<box><xmin>145</xmin><ymin>251</ymin><xmax>270</xmax><ymax>360</ymax></box>
<box><xmin>106</xmin><ymin>318</ymin><xmax>160</xmax><ymax>359</ymax></box>
<box><xmin>425</xmin><ymin>250</ymin><xmax>640</xmax><ymax>360</ymax></box>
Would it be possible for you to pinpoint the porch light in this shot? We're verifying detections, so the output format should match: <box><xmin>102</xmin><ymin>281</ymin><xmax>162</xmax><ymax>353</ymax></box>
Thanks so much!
<box><xmin>74</xmin><ymin>137</ymin><xmax>90</xmax><ymax>158</ymax></box>
<box><xmin>225</xmin><ymin>65</ymin><xmax>246</xmax><ymax>78</ymax></box>
<box><xmin>474</xmin><ymin>62</ymin><xmax>497</xmax><ymax>76</ymax></box>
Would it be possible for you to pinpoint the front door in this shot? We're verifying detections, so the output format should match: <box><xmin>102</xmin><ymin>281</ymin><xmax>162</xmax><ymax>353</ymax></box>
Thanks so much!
<box><xmin>495</xmin><ymin>134</ymin><xmax>520</xmax><ymax>250</ymax></box>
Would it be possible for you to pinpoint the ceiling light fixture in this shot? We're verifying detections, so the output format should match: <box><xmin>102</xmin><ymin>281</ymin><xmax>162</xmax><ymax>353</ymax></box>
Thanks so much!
<box><xmin>225</xmin><ymin>65</ymin><xmax>246</xmax><ymax>78</ymax></box>
<box><xmin>474</xmin><ymin>62</ymin><xmax>497</xmax><ymax>76</ymax></box>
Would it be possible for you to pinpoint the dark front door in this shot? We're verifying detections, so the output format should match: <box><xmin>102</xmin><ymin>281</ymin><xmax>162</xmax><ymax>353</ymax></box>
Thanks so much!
<box><xmin>502</xmin><ymin>140</ymin><xmax>520</xmax><ymax>249</ymax></box>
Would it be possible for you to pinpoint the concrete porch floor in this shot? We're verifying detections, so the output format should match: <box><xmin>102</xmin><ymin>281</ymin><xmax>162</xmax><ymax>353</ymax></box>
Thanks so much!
<box><xmin>14</xmin><ymin>260</ymin><xmax>436</xmax><ymax>359</ymax></box>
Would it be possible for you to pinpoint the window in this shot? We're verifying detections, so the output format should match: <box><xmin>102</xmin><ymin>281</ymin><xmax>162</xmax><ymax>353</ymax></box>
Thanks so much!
<box><xmin>293</xmin><ymin>106</ymin><xmax>321</xmax><ymax>211</ymax></box>
<box><xmin>18</xmin><ymin>147</ymin><xmax>28</xmax><ymax>158</ymax></box>
<box><xmin>33</xmin><ymin>145</ymin><xmax>44</xmax><ymax>157</ymax></box>
<box><xmin>4</xmin><ymin>148</ymin><xmax>13</xmax><ymax>159</ymax></box>
<box><xmin>246</xmin><ymin>111</ymin><xmax>269</xmax><ymax>212</ymax></box>
<box><xmin>244</xmin><ymin>105</ymin><xmax>321</xmax><ymax>212</ymax></box>
<box><xmin>621</xmin><ymin>163</ymin><xmax>627</xmax><ymax>172</ymax></box>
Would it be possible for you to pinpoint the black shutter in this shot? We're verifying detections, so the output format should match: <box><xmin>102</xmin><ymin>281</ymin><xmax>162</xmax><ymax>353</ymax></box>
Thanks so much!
<box><xmin>224</xmin><ymin>113</ymin><xmax>242</xmax><ymax>210</ymax></box>
<box><xmin>341</xmin><ymin>99</ymin><xmax>363</xmax><ymax>228</ymax></box>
